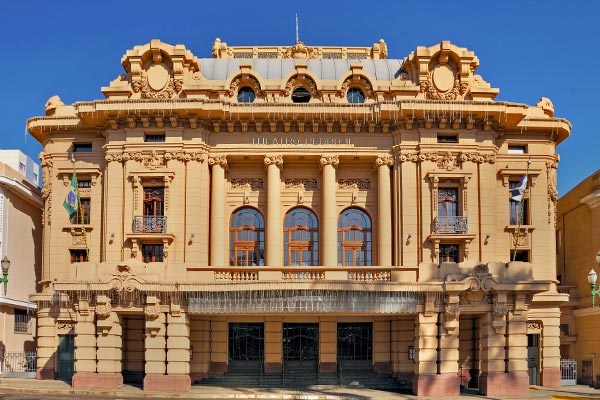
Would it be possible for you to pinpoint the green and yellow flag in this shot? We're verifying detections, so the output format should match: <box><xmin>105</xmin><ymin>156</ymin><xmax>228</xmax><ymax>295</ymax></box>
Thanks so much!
<box><xmin>63</xmin><ymin>172</ymin><xmax>78</xmax><ymax>220</ymax></box>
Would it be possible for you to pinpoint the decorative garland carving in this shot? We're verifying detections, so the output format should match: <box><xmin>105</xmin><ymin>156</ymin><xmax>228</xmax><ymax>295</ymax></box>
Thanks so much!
<box><xmin>338</xmin><ymin>178</ymin><xmax>371</xmax><ymax>190</ymax></box>
<box><xmin>340</xmin><ymin>76</ymin><xmax>374</xmax><ymax>99</ymax></box>
<box><xmin>40</xmin><ymin>154</ymin><xmax>53</xmax><ymax>226</ymax></box>
<box><xmin>528</xmin><ymin>321</ymin><xmax>542</xmax><ymax>330</ymax></box>
<box><xmin>420</xmin><ymin>73</ymin><xmax>468</xmax><ymax>100</ymax></box>
<box><xmin>285</xmin><ymin>178</ymin><xmax>318</xmax><ymax>190</ymax></box>
<box><xmin>459</xmin><ymin>152</ymin><xmax>496</xmax><ymax>164</ymax></box>
<box><xmin>284</xmin><ymin>76</ymin><xmax>318</xmax><ymax>99</ymax></box>
<box><xmin>106</xmin><ymin>150</ymin><xmax>206</xmax><ymax>164</ymax></box>
<box><xmin>547</xmin><ymin>159</ymin><xmax>558</xmax><ymax>225</ymax></box>
<box><xmin>230</xmin><ymin>178</ymin><xmax>264</xmax><ymax>190</ymax></box>
<box><xmin>398</xmin><ymin>151</ymin><xmax>495</xmax><ymax>166</ymax></box>
<box><xmin>229</xmin><ymin>76</ymin><xmax>263</xmax><ymax>97</ymax></box>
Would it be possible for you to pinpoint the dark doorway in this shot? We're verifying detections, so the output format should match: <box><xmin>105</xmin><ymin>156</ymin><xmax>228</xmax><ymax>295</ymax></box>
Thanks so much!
<box><xmin>283</xmin><ymin>323</ymin><xmax>319</xmax><ymax>371</ymax></box>
<box><xmin>337</xmin><ymin>322</ymin><xmax>372</xmax><ymax>370</ymax></box>
<box><xmin>56</xmin><ymin>334</ymin><xmax>74</xmax><ymax>381</ymax></box>
<box><xmin>228</xmin><ymin>323</ymin><xmax>264</xmax><ymax>371</ymax></box>
<box><xmin>458</xmin><ymin>315</ymin><xmax>480</xmax><ymax>390</ymax></box>
<box><xmin>122</xmin><ymin>315</ymin><xmax>145</xmax><ymax>385</ymax></box>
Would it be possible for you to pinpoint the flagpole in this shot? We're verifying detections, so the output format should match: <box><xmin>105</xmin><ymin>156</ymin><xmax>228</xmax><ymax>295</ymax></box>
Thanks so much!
<box><xmin>71</xmin><ymin>154</ymin><xmax>89</xmax><ymax>260</ymax></box>
<box><xmin>512</xmin><ymin>158</ymin><xmax>531</xmax><ymax>262</ymax></box>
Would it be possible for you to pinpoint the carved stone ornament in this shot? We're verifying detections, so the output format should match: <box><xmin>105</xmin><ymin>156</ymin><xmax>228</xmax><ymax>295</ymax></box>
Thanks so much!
<box><xmin>95</xmin><ymin>300</ymin><xmax>112</xmax><ymax>317</ymax></box>
<box><xmin>109</xmin><ymin>263</ymin><xmax>144</xmax><ymax>292</ymax></box>
<box><xmin>283</xmin><ymin>41</ymin><xmax>319</xmax><ymax>59</ymax></box>
<box><xmin>340</xmin><ymin>76</ymin><xmax>374</xmax><ymax>99</ymax></box>
<box><xmin>319</xmin><ymin>155</ymin><xmax>339</xmax><ymax>168</ymax></box>
<box><xmin>230</xmin><ymin>178</ymin><xmax>264</xmax><ymax>190</ymax></box>
<box><xmin>420</xmin><ymin>64</ymin><xmax>468</xmax><ymax>100</ymax></box>
<box><xmin>338</xmin><ymin>178</ymin><xmax>371</xmax><ymax>190</ymax></box>
<box><xmin>137</xmin><ymin>64</ymin><xmax>180</xmax><ymax>99</ymax></box>
<box><xmin>264</xmin><ymin>154</ymin><xmax>284</xmax><ymax>168</ymax></box>
<box><xmin>57</xmin><ymin>322</ymin><xmax>74</xmax><ymax>333</ymax></box>
<box><xmin>285</xmin><ymin>178</ymin><xmax>318</xmax><ymax>190</ymax></box>
<box><xmin>229</xmin><ymin>76</ymin><xmax>263</xmax><ymax>97</ymax></box>
<box><xmin>374</xmin><ymin>155</ymin><xmax>394</xmax><ymax>169</ymax></box>
<box><xmin>284</xmin><ymin>76</ymin><xmax>318</xmax><ymax>98</ymax></box>
<box><xmin>145</xmin><ymin>300</ymin><xmax>162</xmax><ymax>318</ymax></box>
<box><xmin>208</xmin><ymin>155</ymin><xmax>228</xmax><ymax>170</ymax></box>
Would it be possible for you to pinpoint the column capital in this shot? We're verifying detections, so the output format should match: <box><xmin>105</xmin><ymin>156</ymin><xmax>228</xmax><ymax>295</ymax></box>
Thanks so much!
<box><xmin>264</xmin><ymin>154</ymin><xmax>283</xmax><ymax>169</ymax></box>
<box><xmin>208</xmin><ymin>154</ymin><xmax>228</xmax><ymax>171</ymax></box>
<box><xmin>374</xmin><ymin>154</ymin><xmax>394</xmax><ymax>169</ymax></box>
<box><xmin>319</xmin><ymin>155</ymin><xmax>339</xmax><ymax>169</ymax></box>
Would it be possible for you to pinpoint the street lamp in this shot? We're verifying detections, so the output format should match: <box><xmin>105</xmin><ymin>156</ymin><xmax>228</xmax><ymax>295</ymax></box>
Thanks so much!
<box><xmin>0</xmin><ymin>256</ymin><xmax>9</xmax><ymax>296</ymax></box>
<box><xmin>587</xmin><ymin>250</ymin><xmax>600</xmax><ymax>307</ymax></box>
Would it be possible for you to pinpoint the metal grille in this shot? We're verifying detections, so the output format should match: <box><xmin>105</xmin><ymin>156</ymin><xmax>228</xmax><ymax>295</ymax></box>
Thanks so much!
<box><xmin>2</xmin><ymin>351</ymin><xmax>37</xmax><ymax>378</ymax></box>
<box><xmin>14</xmin><ymin>309</ymin><xmax>31</xmax><ymax>334</ymax></box>
<box><xmin>132</xmin><ymin>216</ymin><xmax>166</xmax><ymax>233</ymax></box>
<box><xmin>560</xmin><ymin>359</ymin><xmax>577</xmax><ymax>385</ymax></box>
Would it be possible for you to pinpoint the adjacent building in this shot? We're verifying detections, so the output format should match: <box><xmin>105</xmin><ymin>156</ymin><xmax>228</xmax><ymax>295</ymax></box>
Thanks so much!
<box><xmin>0</xmin><ymin>150</ymin><xmax>42</xmax><ymax>377</ymax></box>
<box><xmin>26</xmin><ymin>38</ymin><xmax>571</xmax><ymax>396</ymax></box>
<box><xmin>557</xmin><ymin>169</ymin><xmax>600</xmax><ymax>386</ymax></box>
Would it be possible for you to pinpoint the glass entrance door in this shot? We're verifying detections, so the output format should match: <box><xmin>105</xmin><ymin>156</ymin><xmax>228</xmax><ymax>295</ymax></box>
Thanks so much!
<box><xmin>283</xmin><ymin>323</ymin><xmax>319</xmax><ymax>370</ymax></box>
<box><xmin>337</xmin><ymin>322</ymin><xmax>372</xmax><ymax>370</ymax></box>
<box><xmin>228</xmin><ymin>323</ymin><xmax>264</xmax><ymax>371</ymax></box>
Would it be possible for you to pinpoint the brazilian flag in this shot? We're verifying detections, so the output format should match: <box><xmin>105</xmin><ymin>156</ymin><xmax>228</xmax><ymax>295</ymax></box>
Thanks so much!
<box><xmin>63</xmin><ymin>173</ymin><xmax>78</xmax><ymax>220</ymax></box>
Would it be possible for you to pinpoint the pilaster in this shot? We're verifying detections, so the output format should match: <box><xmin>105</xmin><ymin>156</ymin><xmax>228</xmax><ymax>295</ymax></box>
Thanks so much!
<box><xmin>95</xmin><ymin>300</ymin><xmax>123</xmax><ymax>388</ymax></box>
<box><xmin>35</xmin><ymin>308</ymin><xmax>56</xmax><ymax>380</ymax></box>
<box><xmin>71</xmin><ymin>301</ymin><xmax>98</xmax><ymax>388</ymax></box>
<box><xmin>208</xmin><ymin>155</ymin><xmax>227</xmax><ymax>266</ymax></box>
<box><xmin>265</xmin><ymin>155</ymin><xmax>283</xmax><ymax>266</ymax></box>
<box><xmin>320</xmin><ymin>155</ymin><xmax>338</xmax><ymax>266</ymax></box>
<box><xmin>375</xmin><ymin>155</ymin><xmax>393</xmax><ymax>266</ymax></box>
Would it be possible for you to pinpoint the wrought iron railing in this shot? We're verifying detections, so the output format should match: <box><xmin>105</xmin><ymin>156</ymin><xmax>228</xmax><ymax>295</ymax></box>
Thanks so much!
<box><xmin>434</xmin><ymin>216</ymin><xmax>468</xmax><ymax>234</ymax></box>
<box><xmin>132</xmin><ymin>216</ymin><xmax>166</xmax><ymax>233</ymax></box>
<box><xmin>2</xmin><ymin>351</ymin><xmax>37</xmax><ymax>378</ymax></box>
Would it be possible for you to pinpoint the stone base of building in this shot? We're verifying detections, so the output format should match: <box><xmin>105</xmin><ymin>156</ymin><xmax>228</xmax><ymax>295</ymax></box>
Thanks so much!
<box><xmin>413</xmin><ymin>373</ymin><xmax>460</xmax><ymax>396</ymax></box>
<box><xmin>373</xmin><ymin>362</ymin><xmax>390</xmax><ymax>374</ymax></box>
<box><xmin>542</xmin><ymin>367</ymin><xmax>561</xmax><ymax>388</ymax></box>
<box><xmin>264</xmin><ymin>362</ymin><xmax>282</xmax><ymax>374</ymax></box>
<box><xmin>190</xmin><ymin>371</ymin><xmax>208</xmax><ymax>384</ymax></box>
<box><xmin>319</xmin><ymin>362</ymin><xmax>336</xmax><ymax>373</ymax></box>
<box><xmin>36</xmin><ymin>368</ymin><xmax>55</xmax><ymax>380</ymax></box>
<box><xmin>209</xmin><ymin>362</ymin><xmax>227</xmax><ymax>375</ymax></box>
<box><xmin>144</xmin><ymin>374</ymin><xmax>191</xmax><ymax>392</ymax></box>
<box><xmin>72</xmin><ymin>372</ymin><xmax>123</xmax><ymax>389</ymax></box>
<box><xmin>479</xmin><ymin>371</ymin><xmax>529</xmax><ymax>396</ymax></box>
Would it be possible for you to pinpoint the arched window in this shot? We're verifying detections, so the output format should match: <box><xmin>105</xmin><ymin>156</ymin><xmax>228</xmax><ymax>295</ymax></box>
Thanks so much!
<box><xmin>338</xmin><ymin>208</ymin><xmax>372</xmax><ymax>266</ymax></box>
<box><xmin>284</xmin><ymin>207</ymin><xmax>318</xmax><ymax>266</ymax></box>
<box><xmin>346</xmin><ymin>88</ymin><xmax>365</xmax><ymax>104</ymax></box>
<box><xmin>230</xmin><ymin>207</ymin><xmax>265</xmax><ymax>266</ymax></box>
<box><xmin>237</xmin><ymin>86</ymin><xmax>256</xmax><ymax>103</ymax></box>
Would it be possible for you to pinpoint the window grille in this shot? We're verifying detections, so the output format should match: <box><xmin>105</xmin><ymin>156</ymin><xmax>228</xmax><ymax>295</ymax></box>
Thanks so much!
<box><xmin>14</xmin><ymin>309</ymin><xmax>31</xmax><ymax>334</ymax></box>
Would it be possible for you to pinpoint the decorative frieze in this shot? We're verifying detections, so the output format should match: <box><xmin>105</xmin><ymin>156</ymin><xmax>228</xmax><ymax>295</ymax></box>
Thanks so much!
<box><xmin>338</xmin><ymin>178</ymin><xmax>371</xmax><ymax>190</ymax></box>
<box><xmin>230</xmin><ymin>178</ymin><xmax>264</xmax><ymax>190</ymax></box>
<box><xmin>284</xmin><ymin>178</ymin><xmax>318</xmax><ymax>190</ymax></box>
<box><xmin>547</xmin><ymin>158</ymin><xmax>558</xmax><ymax>224</ymax></box>
<box><xmin>105</xmin><ymin>150</ymin><xmax>206</xmax><ymax>164</ymax></box>
<box><xmin>398</xmin><ymin>151</ymin><xmax>496</xmax><ymax>165</ymax></box>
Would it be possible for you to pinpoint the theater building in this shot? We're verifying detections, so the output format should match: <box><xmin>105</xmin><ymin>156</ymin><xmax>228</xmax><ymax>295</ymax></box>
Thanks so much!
<box><xmin>26</xmin><ymin>38</ymin><xmax>570</xmax><ymax>396</ymax></box>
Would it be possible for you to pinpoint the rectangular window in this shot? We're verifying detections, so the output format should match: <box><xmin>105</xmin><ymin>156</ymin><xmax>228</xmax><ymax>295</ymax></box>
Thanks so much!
<box><xmin>144</xmin><ymin>134</ymin><xmax>166</xmax><ymax>142</ymax></box>
<box><xmin>440</xmin><ymin>244</ymin><xmax>460</xmax><ymax>263</ymax></box>
<box><xmin>509</xmin><ymin>180</ymin><xmax>529</xmax><ymax>225</ymax></box>
<box><xmin>18</xmin><ymin>162</ymin><xmax>26</xmax><ymax>172</ymax></box>
<box><xmin>142</xmin><ymin>244</ymin><xmax>164</xmax><ymax>262</ymax></box>
<box><xmin>71</xmin><ymin>198</ymin><xmax>90</xmax><ymax>224</ymax></box>
<box><xmin>437</xmin><ymin>134</ymin><xmax>458</xmax><ymax>143</ymax></box>
<box><xmin>77</xmin><ymin>180</ymin><xmax>92</xmax><ymax>188</ymax></box>
<box><xmin>508</xmin><ymin>145</ymin><xmax>527</xmax><ymax>154</ymax></box>
<box><xmin>73</xmin><ymin>143</ymin><xmax>92</xmax><ymax>152</ymax></box>
<box><xmin>14</xmin><ymin>309</ymin><xmax>31</xmax><ymax>334</ymax></box>
<box><xmin>70</xmin><ymin>249</ymin><xmax>88</xmax><ymax>263</ymax></box>
<box><xmin>512</xmin><ymin>249</ymin><xmax>530</xmax><ymax>262</ymax></box>
<box><xmin>436</xmin><ymin>187</ymin><xmax>467</xmax><ymax>234</ymax></box>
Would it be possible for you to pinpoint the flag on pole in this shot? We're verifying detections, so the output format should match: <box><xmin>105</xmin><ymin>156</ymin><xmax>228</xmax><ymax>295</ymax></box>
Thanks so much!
<box><xmin>63</xmin><ymin>172</ymin><xmax>78</xmax><ymax>220</ymax></box>
<box><xmin>509</xmin><ymin>175</ymin><xmax>528</xmax><ymax>202</ymax></box>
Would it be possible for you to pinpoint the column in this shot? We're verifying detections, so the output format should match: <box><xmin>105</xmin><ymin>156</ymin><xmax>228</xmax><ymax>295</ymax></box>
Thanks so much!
<box><xmin>208</xmin><ymin>155</ymin><xmax>228</xmax><ymax>266</ymax></box>
<box><xmin>479</xmin><ymin>308</ymin><xmax>509</xmax><ymax>395</ymax></box>
<box><xmin>506</xmin><ymin>300</ymin><xmax>530</xmax><ymax>393</ymax></box>
<box><xmin>540</xmin><ymin>309</ymin><xmax>562</xmax><ymax>388</ymax></box>
<box><xmin>320</xmin><ymin>155</ymin><xmax>338</xmax><ymax>267</ymax></box>
<box><xmin>264</xmin><ymin>320</ymin><xmax>282</xmax><ymax>374</ymax></box>
<box><xmin>71</xmin><ymin>302</ymin><xmax>98</xmax><ymax>388</ymax></box>
<box><xmin>265</xmin><ymin>155</ymin><xmax>283</xmax><ymax>266</ymax></box>
<box><xmin>95</xmin><ymin>295</ymin><xmax>123</xmax><ymax>389</ymax></box>
<box><xmin>143</xmin><ymin>296</ymin><xmax>167</xmax><ymax>390</ymax></box>
<box><xmin>34</xmin><ymin>308</ymin><xmax>56</xmax><ymax>379</ymax></box>
<box><xmin>375</xmin><ymin>155</ymin><xmax>393</xmax><ymax>266</ymax></box>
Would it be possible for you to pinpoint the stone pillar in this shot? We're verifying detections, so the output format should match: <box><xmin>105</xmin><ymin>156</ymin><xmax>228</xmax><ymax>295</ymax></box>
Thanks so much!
<box><xmin>479</xmin><ymin>303</ymin><xmax>511</xmax><ymax>396</ymax></box>
<box><xmin>375</xmin><ymin>155</ymin><xmax>393</xmax><ymax>266</ymax></box>
<box><xmin>541</xmin><ymin>309</ymin><xmax>562</xmax><ymax>388</ymax></box>
<box><xmin>413</xmin><ymin>312</ymin><xmax>459</xmax><ymax>396</ymax></box>
<box><xmin>265</xmin><ymin>155</ymin><xmax>283</xmax><ymax>266</ymax></box>
<box><xmin>143</xmin><ymin>297</ymin><xmax>167</xmax><ymax>390</ymax></box>
<box><xmin>71</xmin><ymin>301</ymin><xmax>98</xmax><ymax>388</ymax></box>
<box><xmin>208</xmin><ymin>155</ymin><xmax>228</xmax><ymax>266</ymax></box>
<box><xmin>320</xmin><ymin>155</ymin><xmax>339</xmax><ymax>267</ymax></box>
<box><xmin>319</xmin><ymin>319</ymin><xmax>337</xmax><ymax>373</ymax></box>
<box><xmin>506</xmin><ymin>301</ymin><xmax>530</xmax><ymax>394</ymax></box>
<box><xmin>95</xmin><ymin>296</ymin><xmax>123</xmax><ymax>388</ymax></box>
<box><xmin>35</xmin><ymin>307</ymin><xmax>56</xmax><ymax>379</ymax></box>
<box><xmin>264</xmin><ymin>320</ymin><xmax>282</xmax><ymax>374</ymax></box>
<box><xmin>209</xmin><ymin>320</ymin><xmax>228</xmax><ymax>375</ymax></box>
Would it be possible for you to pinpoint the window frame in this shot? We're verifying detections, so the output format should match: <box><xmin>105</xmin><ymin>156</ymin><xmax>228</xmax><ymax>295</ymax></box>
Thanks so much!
<box><xmin>284</xmin><ymin>207</ymin><xmax>319</xmax><ymax>266</ymax></box>
<box><xmin>73</xmin><ymin>143</ymin><xmax>92</xmax><ymax>152</ymax></box>
<box><xmin>70</xmin><ymin>249</ymin><xmax>88</xmax><ymax>263</ymax></box>
<box><xmin>142</xmin><ymin>243</ymin><xmax>164</xmax><ymax>262</ymax></box>
<box><xmin>509</xmin><ymin>179</ymin><xmax>529</xmax><ymax>225</ymax></box>
<box><xmin>14</xmin><ymin>309</ymin><xmax>31</xmax><ymax>334</ymax></box>
<box><xmin>346</xmin><ymin>88</ymin><xmax>365</xmax><ymax>104</ymax></box>
<box><xmin>337</xmin><ymin>207</ymin><xmax>372</xmax><ymax>266</ymax></box>
<box><xmin>237</xmin><ymin>86</ymin><xmax>256</xmax><ymax>103</ymax></box>
<box><xmin>144</xmin><ymin>134</ymin><xmax>166</xmax><ymax>143</ymax></box>
<box><xmin>229</xmin><ymin>207</ymin><xmax>265</xmax><ymax>266</ymax></box>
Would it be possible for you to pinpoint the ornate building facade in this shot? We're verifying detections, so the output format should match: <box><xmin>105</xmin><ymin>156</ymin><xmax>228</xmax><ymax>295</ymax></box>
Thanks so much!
<box><xmin>26</xmin><ymin>38</ymin><xmax>570</xmax><ymax>396</ymax></box>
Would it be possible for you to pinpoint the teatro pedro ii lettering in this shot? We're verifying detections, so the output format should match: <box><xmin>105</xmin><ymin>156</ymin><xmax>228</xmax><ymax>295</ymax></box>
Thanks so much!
<box><xmin>26</xmin><ymin>37</ymin><xmax>570</xmax><ymax>396</ymax></box>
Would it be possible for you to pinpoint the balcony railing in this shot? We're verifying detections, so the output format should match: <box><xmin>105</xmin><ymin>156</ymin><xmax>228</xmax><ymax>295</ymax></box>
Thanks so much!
<box><xmin>132</xmin><ymin>216</ymin><xmax>167</xmax><ymax>233</ymax></box>
<box><xmin>434</xmin><ymin>216</ymin><xmax>468</xmax><ymax>234</ymax></box>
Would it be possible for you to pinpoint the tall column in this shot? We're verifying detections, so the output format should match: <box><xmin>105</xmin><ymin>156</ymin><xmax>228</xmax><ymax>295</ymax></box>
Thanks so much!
<box><xmin>265</xmin><ymin>155</ymin><xmax>283</xmax><ymax>266</ymax></box>
<box><xmin>71</xmin><ymin>301</ymin><xmax>98</xmax><ymax>388</ymax></box>
<box><xmin>208</xmin><ymin>155</ymin><xmax>228</xmax><ymax>266</ymax></box>
<box><xmin>34</xmin><ymin>307</ymin><xmax>56</xmax><ymax>379</ymax></box>
<box><xmin>143</xmin><ymin>296</ymin><xmax>167</xmax><ymax>390</ymax></box>
<box><xmin>320</xmin><ymin>155</ymin><xmax>338</xmax><ymax>267</ymax></box>
<box><xmin>95</xmin><ymin>295</ymin><xmax>123</xmax><ymax>388</ymax></box>
<box><xmin>375</xmin><ymin>155</ymin><xmax>393</xmax><ymax>266</ymax></box>
<box><xmin>540</xmin><ymin>309</ymin><xmax>562</xmax><ymax>388</ymax></box>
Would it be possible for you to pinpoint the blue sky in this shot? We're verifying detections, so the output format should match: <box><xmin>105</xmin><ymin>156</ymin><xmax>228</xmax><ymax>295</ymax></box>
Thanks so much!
<box><xmin>2</xmin><ymin>0</ymin><xmax>597</xmax><ymax>196</ymax></box>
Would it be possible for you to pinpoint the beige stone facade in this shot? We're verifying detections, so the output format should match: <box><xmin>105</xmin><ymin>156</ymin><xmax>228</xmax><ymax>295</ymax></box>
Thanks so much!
<box><xmin>27</xmin><ymin>38</ymin><xmax>570</xmax><ymax>395</ymax></box>
<box><xmin>0</xmin><ymin>151</ymin><xmax>42</xmax><ymax>377</ymax></box>
<box><xmin>557</xmin><ymin>170</ymin><xmax>600</xmax><ymax>385</ymax></box>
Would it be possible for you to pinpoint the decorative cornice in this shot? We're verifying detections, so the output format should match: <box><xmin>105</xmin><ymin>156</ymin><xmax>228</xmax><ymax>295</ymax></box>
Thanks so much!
<box><xmin>106</xmin><ymin>150</ymin><xmax>206</xmax><ymax>164</ymax></box>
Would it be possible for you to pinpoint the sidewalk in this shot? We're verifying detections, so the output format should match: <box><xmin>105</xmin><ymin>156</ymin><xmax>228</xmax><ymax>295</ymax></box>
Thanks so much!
<box><xmin>1</xmin><ymin>378</ymin><xmax>600</xmax><ymax>399</ymax></box>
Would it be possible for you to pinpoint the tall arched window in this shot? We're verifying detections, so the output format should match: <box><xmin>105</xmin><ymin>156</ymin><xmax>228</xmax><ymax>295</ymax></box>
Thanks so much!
<box><xmin>338</xmin><ymin>208</ymin><xmax>372</xmax><ymax>266</ymax></box>
<box><xmin>284</xmin><ymin>207</ymin><xmax>319</xmax><ymax>266</ymax></box>
<box><xmin>230</xmin><ymin>207</ymin><xmax>265</xmax><ymax>266</ymax></box>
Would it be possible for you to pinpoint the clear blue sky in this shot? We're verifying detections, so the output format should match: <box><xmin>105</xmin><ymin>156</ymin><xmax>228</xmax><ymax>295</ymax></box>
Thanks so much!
<box><xmin>2</xmin><ymin>0</ymin><xmax>597</xmax><ymax>196</ymax></box>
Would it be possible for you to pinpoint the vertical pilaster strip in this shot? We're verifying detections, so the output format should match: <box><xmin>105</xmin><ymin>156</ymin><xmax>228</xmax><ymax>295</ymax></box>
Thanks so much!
<box><xmin>320</xmin><ymin>155</ymin><xmax>338</xmax><ymax>266</ymax></box>
<box><xmin>34</xmin><ymin>308</ymin><xmax>56</xmax><ymax>379</ymax></box>
<box><xmin>144</xmin><ymin>299</ymin><xmax>166</xmax><ymax>376</ymax></box>
<box><xmin>265</xmin><ymin>155</ymin><xmax>283</xmax><ymax>266</ymax></box>
<box><xmin>413</xmin><ymin>313</ymin><xmax>437</xmax><ymax>394</ymax></box>
<box><xmin>540</xmin><ymin>309</ymin><xmax>562</xmax><ymax>388</ymax></box>
<box><xmin>73</xmin><ymin>301</ymin><xmax>97</xmax><ymax>380</ymax></box>
<box><xmin>166</xmin><ymin>309</ymin><xmax>190</xmax><ymax>375</ymax></box>
<box><xmin>96</xmin><ymin>312</ymin><xmax>123</xmax><ymax>381</ymax></box>
<box><xmin>375</xmin><ymin>155</ymin><xmax>393</xmax><ymax>266</ymax></box>
<box><xmin>208</xmin><ymin>155</ymin><xmax>228</xmax><ymax>266</ymax></box>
